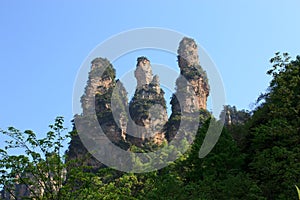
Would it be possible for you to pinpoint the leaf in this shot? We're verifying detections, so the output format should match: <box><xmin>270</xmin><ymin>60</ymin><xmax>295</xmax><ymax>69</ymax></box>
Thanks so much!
<box><xmin>296</xmin><ymin>185</ymin><xmax>300</xmax><ymax>200</ymax></box>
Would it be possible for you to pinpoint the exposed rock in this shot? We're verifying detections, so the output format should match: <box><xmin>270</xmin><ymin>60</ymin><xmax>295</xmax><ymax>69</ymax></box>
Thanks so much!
<box><xmin>134</xmin><ymin>56</ymin><xmax>153</xmax><ymax>89</ymax></box>
<box><xmin>177</xmin><ymin>37</ymin><xmax>209</xmax><ymax>111</ymax></box>
<box><xmin>177</xmin><ymin>37</ymin><xmax>200</xmax><ymax>68</ymax></box>
<box><xmin>95</xmin><ymin>79</ymin><xmax>128</xmax><ymax>144</ymax></box>
<box><xmin>127</xmin><ymin>57</ymin><xmax>168</xmax><ymax>148</ymax></box>
<box><xmin>221</xmin><ymin>105</ymin><xmax>251</xmax><ymax>126</ymax></box>
<box><xmin>67</xmin><ymin>58</ymin><xmax>129</xmax><ymax>172</ymax></box>
<box><xmin>166</xmin><ymin>37</ymin><xmax>210</xmax><ymax>141</ymax></box>
<box><xmin>151</xmin><ymin>75</ymin><xmax>161</xmax><ymax>94</ymax></box>
<box><xmin>81</xmin><ymin>58</ymin><xmax>115</xmax><ymax>115</ymax></box>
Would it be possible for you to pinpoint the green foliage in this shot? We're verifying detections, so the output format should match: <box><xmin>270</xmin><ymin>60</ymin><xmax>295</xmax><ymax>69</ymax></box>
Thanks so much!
<box><xmin>129</xmin><ymin>86</ymin><xmax>167</xmax><ymax>123</ymax></box>
<box><xmin>0</xmin><ymin>117</ymin><xmax>69</xmax><ymax>199</ymax></box>
<box><xmin>245</xmin><ymin>53</ymin><xmax>300</xmax><ymax>199</ymax></box>
<box><xmin>180</xmin><ymin>63</ymin><xmax>209</xmax><ymax>86</ymax></box>
<box><xmin>90</xmin><ymin>59</ymin><xmax>116</xmax><ymax>80</ymax></box>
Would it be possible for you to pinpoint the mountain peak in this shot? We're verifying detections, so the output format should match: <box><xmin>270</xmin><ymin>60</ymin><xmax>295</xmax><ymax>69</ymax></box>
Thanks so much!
<box><xmin>135</xmin><ymin>56</ymin><xmax>153</xmax><ymax>89</ymax></box>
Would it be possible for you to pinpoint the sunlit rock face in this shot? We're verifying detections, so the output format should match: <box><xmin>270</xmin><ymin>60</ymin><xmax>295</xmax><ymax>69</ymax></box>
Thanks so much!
<box><xmin>177</xmin><ymin>37</ymin><xmax>209</xmax><ymax>111</ymax></box>
<box><xmin>134</xmin><ymin>57</ymin><xmax>153</xmax><ymax>89</ymax></box>
<box><xmin>127</xmin><ymin>57</ymin><xmax>168</xmax><ymax>147</ymax></box>
<box><xmin>166</xmin><ymin>37</ymin><xmax>210</xmax><ymax>141</ymax></box>
<box><xmin>67</xmin><ymin>58</ymin><xmax>129</xmax><ymax>172</ymax></box>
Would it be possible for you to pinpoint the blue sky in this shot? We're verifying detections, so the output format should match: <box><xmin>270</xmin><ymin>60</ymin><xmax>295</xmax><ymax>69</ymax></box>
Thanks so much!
<box><xmin>0</xmin><ymin>0</ymin><xmax>300</xmax><ymax>139</ymax></box>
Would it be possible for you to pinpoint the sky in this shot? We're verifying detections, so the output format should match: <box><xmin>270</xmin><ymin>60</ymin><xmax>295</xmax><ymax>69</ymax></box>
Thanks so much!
<box><xmin>0</xmin><ymin>0</ymin><xmax>300</xmax><ymax>140</ymax></box>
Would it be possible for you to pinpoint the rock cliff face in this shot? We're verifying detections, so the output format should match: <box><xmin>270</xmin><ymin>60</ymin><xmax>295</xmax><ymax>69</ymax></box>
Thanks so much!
<box><xmin>134</xmin><ymin>57</ymin><xmax>153</xmax><ymax>89</ymax></box>
<box><xmin>166</xmin><ymin>37</ymin><xmax>209</xmax><ymax>141</ymax></box>
<box><xmin>67</xmin><ymin>58</ymin><xmax>128</xmax><ymax>171</ymax></box>
<box><xmin>81</xmin><ymin>58</ymin><xmax>114</xmax><ymax>115</ymax></box>
<box><xmin>127</xmin><ymin>57</ymin><xmax>168</xmax><ymax>147</ymax></box>
<box><xmin>221</xmin><ymin>105</ymin><xmax>250</xmax><ymax>126</ymax></box>
<box><xmin>177</xmin><ymin>37</ymin><xmax>209</xmax><ymax>111</ymax></box>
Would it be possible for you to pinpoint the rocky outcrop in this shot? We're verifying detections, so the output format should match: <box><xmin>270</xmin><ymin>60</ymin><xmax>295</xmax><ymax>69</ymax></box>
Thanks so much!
<box><xmin>177</xmin><ymin>37</ymin><xmax>209</xmax><ymax>110</ymax></box>
<box><xmin>87</xmin><ymin>58</ymin><xmax>128</xmax><ymax>142</ymax></box>
<box><xmin>67</xmin><ymin>37</ymin><xmax>210</xmax><ymax>170</ymax></box>
<box><xmin>177</xmin><ymin>37</ymin><xmax>199</xmax><ymax>68</ymax></box>
<box><xmin>166</xmin><ymin>37</ymin><xmax>210</xmax><ymax>141</ymax></box>
<box><xmin>127</xmin><ymin>57</ymin><xmax>168</xmax><ymax>148</ymax></box>
<box><xmin>81</xmin><ymin>58</ymin><xmax>114</xmax><ymax>115</ymax></box>
<box><xmin>67</xmin><ymin>58</ymin><xmax>129</xmax><ymax>171</ymax></box>
<box><xmin>221</xmin><ymin>105</ymin><xmax>251</xmax><ymax>126</ymax></box>
<box><xmin>134</xmin><ymin>57</ymin><xmax>153</xmax><ymax>89</ymax></box>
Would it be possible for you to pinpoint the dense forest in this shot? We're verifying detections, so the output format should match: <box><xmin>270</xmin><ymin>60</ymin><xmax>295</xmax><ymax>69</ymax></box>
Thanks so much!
<box><xmin>0</xmin><ymin>52</ymin><xmax>299</xmax><ymax>199</ymax></box>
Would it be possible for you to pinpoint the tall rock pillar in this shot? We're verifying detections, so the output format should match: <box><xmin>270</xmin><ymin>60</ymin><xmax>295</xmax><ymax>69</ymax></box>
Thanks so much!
<box><xmin>166</xmin><ymin>37</ymin><xmax>210</xmax><ymax>141</ymax></box>
<box><xmin>127</xmin><ymin>57</ymin><xmax>168</xmax><ymax>148</ymax></box>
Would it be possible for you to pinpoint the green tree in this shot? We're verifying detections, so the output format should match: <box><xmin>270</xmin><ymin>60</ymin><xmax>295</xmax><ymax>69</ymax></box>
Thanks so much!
<box><xmin>0</xmin><ymin>117</ymin><xmax>70</xmax><ymax>199</ymax></box>
<box><xmin>245</xmin><ymin>53</ymin><xmax>300</xmax><ymax>199</ymax></box>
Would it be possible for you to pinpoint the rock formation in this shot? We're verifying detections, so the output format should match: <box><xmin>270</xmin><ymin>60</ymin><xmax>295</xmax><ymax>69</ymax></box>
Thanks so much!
<box><xmin>67</xmin><ymin>37</ymin><xmax>210</xmax><ymax>171</ymax></box>
<box><xmin>166</xmin><ymin>37</ymin><xmax>210</xmax><ymax>141</ymax></box>
<box><xmin>127</xmin><ymin>57</ymin><xmax>168</xmax><ymax>148</ymax></box>
<box><xmin>221</xmin><ymin>105</ymin><xmax>251</xmax><ymax>126</ymax></box>
<box><xmin>177</xmin><ymin>37</ymin><xmax>209</xmax><ymax>111</ymax></box>
<box><xmin>67</xmin><ymin>58</ymin><xmax>129</xmax><ymax>171</ymax></box>
<box><xmin>134</xmin><ymin>57</ymin><xmax>153</xmax><ymax>89</ymax></box>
